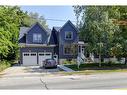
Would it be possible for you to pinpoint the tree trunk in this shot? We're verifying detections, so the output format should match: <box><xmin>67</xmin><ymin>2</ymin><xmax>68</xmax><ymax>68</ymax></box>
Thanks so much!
<box><xmin>113</xmin><ymin>56</ymin><xmax>116</xmax><ymax>63</ymax></box>
<box><xmin>99</xmin><ymin>42</ymin><xmax>102</xmax><ymax>67</ymax></box>
<box><xmin>99</xmin><ymin>54</ymin><xmax>101</xmax><ymax>67</ymax></box>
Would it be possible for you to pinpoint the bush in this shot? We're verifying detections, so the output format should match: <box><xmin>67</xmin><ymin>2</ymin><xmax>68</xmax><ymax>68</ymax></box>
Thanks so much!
<box><xmin>63</xmin><ymin>59</ymin><xmax>77</xmax><ymax>64</ymax></box>
<box><xmin>0</xmin><ymin>60</ymin><xmax>11</xmax><ymax>72</ymax></box>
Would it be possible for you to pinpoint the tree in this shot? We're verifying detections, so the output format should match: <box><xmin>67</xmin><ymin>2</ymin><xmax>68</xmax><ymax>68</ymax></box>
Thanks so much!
<box><xmin>22</xmin><ymin>12</ymin><xmax>48</xmax><ymax>29</ymax></box>
<box><xmin>0</xmin><ymin>6</ymin><xmax>49</xmax><ymax>61</ymax></box>
<box><xmin>0</xmin><ymin>28</ymin><xmax>13</xmax><ymax>60</ymax></box>
<box><xmin>73</xmin><ymin>6</ymin><xmax>120</xmax><ymax>66</ymax></box>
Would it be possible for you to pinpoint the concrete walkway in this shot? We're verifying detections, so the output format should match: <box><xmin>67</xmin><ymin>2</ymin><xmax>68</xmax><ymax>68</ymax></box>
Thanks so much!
<box><xmin>57</xmin><ymin>65</ymin><xmax>74</xmax><ymax>72</ymax></box>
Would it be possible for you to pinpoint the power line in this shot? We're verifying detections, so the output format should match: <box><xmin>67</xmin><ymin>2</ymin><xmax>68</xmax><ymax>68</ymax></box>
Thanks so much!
<box><xmin>30</xmin><ymin>16</ymin><xmax>76</xmax><ymax>22</ymax></box>
<box><xmin>45</xmin><ymin>18</ymin><xmax>76</xmax><ymax>22</ymax></box>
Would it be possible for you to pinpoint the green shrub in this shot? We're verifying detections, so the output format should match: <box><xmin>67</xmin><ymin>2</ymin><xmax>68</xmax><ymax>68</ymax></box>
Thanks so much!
<box><xmin>0</xmin><ymin>60</ymin><xmax>11</xmax><ymax>72</ymax></box>
<box><xmin>63</xmin><ymin>59</ymin><xmax>77</xmax><ymax>64</ymax></box>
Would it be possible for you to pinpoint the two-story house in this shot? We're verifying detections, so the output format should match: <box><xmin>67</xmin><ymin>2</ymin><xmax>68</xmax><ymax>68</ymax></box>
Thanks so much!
<box><xmin>19</xmin><ymin>20</ymin><xmax>85</xmax><ymax>66</ymax></box>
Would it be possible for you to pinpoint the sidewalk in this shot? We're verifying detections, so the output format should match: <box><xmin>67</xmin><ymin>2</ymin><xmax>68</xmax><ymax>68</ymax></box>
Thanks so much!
<box><xmin>57</xmin><ymin>65</ymin><xmax>75</xmax><ymax>72</ymax></box>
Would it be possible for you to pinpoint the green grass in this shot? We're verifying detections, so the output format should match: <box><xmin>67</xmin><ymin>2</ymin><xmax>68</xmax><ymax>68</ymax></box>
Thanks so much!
<box><xmin>0</xmin><ymin>60</ymin><xmax>11</xmax><ymax>72</ymax></box>
<box><xmin>59</xmin><ymin>69</ymin><xmax>127</xmax><ymax>75</ymax></box>
<box><xmin>61</xmin><ymin>63</ymin><xmax>127</xmax><ymax>75</ymax></box>
<box><xmin>65</xmin><ymin>63</ymin><xmax>127</xmax><ymax>71</ymax></box>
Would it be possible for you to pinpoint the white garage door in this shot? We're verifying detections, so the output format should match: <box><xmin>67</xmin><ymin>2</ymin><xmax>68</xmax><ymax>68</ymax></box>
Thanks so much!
<box><xmin>23</xmin><ymin>52</ymin><xmax>37</xmax><ymax>66</ymax></box>
<box><xmin>38</xmin><ymin>52</ymin><xmax>52</xmax><ymax>66</ymax></box>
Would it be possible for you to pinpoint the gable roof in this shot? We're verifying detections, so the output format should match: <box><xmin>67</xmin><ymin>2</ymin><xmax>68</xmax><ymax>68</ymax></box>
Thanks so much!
<box><xmin>60</xmin><ymin>20</ymin><xmax>79</xmax><ymax>32</ymax></box>
<box><xmin>53</xmin><ymin>27</ymin><xmax>61</xmax><ymax>32</ymax></box>
<box><xmin>19</xmin><ymin>27</ymin><xmax>29</xmax><ymax>40</ymax></box>
<box><xmin>26</xmin><ymin>22</ymin><xmax>49</xmax><ymax>35</ymax></box>
<box><xmin>19</xmin><ymin>20</ymin><xmax>79</xmax><ymax>44</ymax></box>
<box><xmin>48</xmin><ymin>27</ymin><xmax>59</xmax><ymax>45</ymax></box>
<box><xmin>53</xmin><ymin>21</ymin><xmax>78</xmax><ymax>32</ymax></box>
<box><xmin>19</xmin><ymin>22</ymin><xmax>51</xmax><ymax>43</ymax></box>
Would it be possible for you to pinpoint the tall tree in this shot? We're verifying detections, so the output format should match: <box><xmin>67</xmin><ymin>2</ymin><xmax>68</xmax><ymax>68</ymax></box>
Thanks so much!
<box><xmin>0</xmin><ymin>6</ymin><xmax>28</xmax><ymax>60</ymax></box>
<box><xmin>73</xmin><ymin>6</ymin><xmax>122</xmax><ymax>66</ymax></box>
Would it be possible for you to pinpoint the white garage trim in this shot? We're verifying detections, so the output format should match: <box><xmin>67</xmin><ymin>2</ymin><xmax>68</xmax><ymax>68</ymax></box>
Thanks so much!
<box><xmin>23</xmin><ymin>52</ymin><xmax>37</xmax><ymax>66</ymax></box>
<box><xmin>38</xmin><ymin>52</ymin><xmax>52</xmax><ymax>66</ymax></box>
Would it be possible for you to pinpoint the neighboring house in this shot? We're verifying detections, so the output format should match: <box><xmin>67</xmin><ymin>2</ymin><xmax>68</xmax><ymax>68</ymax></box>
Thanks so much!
<box><xmin>19</xmin><ymin>20</ymin><xmax>85</xmax><ymax>66</ymax></box>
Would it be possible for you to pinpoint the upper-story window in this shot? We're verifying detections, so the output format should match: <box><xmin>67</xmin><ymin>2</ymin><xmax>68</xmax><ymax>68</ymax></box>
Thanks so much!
<box><xmin>33</xmin><ymin>34</ymin><xmax>42</xmax><ymax>43</ymax></box>
<box><xmin>65</xmin><ymin>31</ymin><xmax>73</xmax><ymax>40</ymax></box>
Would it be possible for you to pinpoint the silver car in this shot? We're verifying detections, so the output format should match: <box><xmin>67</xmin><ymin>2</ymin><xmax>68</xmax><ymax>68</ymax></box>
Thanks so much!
<box><xmin>43</xmin><ymin>59</ymin><xmax>57</xmax><ymax>68</ymax></box>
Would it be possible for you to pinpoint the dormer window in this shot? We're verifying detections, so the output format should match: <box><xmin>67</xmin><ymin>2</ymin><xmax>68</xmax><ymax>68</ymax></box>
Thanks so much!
<box><xmin>33</xmin><ymin>34</ymin><xmax>42</xmax><ymax>43</ymax></box>
<box><xmin>65</xmin><ymin>31</ymin><xmax>73</xmax><ymax>40</ymax></box>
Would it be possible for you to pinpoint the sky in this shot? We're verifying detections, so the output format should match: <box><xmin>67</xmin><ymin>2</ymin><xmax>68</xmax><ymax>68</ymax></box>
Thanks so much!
<box><xmin>21</xmin><ymin>6</ymin><xmax>76</xmax><ymax>29</ymax></box>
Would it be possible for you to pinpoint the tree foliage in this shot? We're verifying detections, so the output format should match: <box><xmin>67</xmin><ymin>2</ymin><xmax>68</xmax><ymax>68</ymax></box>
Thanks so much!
<box><xmin>0</xmin><ymin>6</ymin><xmax>48</xmax><ymax>61</ymax></box>
<box><xmin>22</xmin><ymin>12</ymin><xmax>48</xmax><ymax>29</ymax></box>
<box><xmin>73</xmin><ymin>6</ymin><xmax>127</xmax><ymax>64</ymax></box>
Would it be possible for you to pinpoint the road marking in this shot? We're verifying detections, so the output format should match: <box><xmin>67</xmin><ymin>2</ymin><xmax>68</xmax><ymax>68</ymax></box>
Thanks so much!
<box><xmin>40</xmin><ymin>78</ymin><xmax>49</xmax><ymax>90</ymax></box>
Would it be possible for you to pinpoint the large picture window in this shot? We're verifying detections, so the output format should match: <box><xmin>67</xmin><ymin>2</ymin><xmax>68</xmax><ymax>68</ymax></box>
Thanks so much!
<box><xmin>65</xmin><ymin>32</ymin><xmax>73</xmax><ymax>40</ymax></box>
<box><xmin>33</xmin><ymin>34</ymin><xmax>42</xmax><ymax>43</ymax></box>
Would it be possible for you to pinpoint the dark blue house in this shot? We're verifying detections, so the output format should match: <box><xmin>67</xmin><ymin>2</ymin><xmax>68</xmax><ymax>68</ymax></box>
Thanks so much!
<box><xmin>19</xmin><ymin>20</ymin><xmax>85</xmax><ymax>66</ymax></box>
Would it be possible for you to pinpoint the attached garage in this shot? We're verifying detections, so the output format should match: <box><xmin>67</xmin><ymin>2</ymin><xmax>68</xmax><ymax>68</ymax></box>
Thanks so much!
<box><xmin>38</xmin><ymin>52</ymin><xmax>52</xmax><ymax>66</ymax></box>
<box><xmin>20</xmin><ymin>47</ymin><xmax>55</xmax><ymax>66</ymax></box>
<box><xmin>22</xmin><ymin>52</ymin><xmax>52</xmax><ymax>66</ymax></box>
<box><xmin>23</xmin><ymin>52</ymin><xmax>37</xmax><ymax>66</ymax></box>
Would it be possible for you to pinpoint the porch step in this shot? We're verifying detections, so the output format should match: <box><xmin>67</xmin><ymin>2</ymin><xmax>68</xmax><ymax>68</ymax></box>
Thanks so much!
<box><xmin>57</xmin><ymin>65</ymin><xmax>75</xmax><ymax>72</ymax></box>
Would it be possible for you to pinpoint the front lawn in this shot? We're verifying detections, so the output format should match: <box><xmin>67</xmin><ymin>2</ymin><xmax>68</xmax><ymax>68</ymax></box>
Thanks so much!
<box><xmin>61</xmin><ymin>63</ymin><xmax>127</xmax><ymax>75</ymax></box>
<box><xmin>65</xmin><ymin>63</ymin><xmax>127</xmax><ymax>71</ymax></box>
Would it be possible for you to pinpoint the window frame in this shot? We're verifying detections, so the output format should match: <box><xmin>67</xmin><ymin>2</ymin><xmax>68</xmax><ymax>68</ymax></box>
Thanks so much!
<box><xmin>33</xmin><ymin>33</ymin><xmax>42</xmax><ymax>43</ymax></box>
<box><xmin>65</xmin><ymin>31</ymin><xmax>73</xmax><ymax>40</ymax></box>
<box><xmin>63</xmin><ymin>45</ymin><xmax>73</xmax><ymax>55</ymax></box>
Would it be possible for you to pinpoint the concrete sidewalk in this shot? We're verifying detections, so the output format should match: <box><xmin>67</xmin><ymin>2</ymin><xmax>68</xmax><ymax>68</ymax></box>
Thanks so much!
<box><xmin>57</xmin><ymin>65</ymin><xmax>74</xmax><ymax>72</ymax></box>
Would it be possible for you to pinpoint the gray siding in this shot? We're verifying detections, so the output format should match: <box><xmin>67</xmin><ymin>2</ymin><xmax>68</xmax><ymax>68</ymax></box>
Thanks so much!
<box><xmin>20</xmin><ymin>47</ymin><xmax>54</xmax><ymax>64</ymax></box>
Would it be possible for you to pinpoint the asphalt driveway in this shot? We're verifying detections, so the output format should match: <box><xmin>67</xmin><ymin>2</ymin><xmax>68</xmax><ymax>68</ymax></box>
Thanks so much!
<box><xmin>0</xmin><ymin>66</ymin><xmax>60</xmax><ymax>78</ymax></box>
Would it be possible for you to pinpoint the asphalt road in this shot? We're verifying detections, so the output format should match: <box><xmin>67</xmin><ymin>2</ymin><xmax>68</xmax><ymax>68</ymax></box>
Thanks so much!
<box><xmin>0</xmin><ymin>66</ymin><xmax>127</xmax><ymax>89</ymax></box>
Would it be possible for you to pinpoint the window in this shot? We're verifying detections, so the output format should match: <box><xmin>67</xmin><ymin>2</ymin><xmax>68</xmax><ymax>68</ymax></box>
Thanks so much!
<box><xmin>33</xmin><ymin>34</ymin><xmax>42</xmax><ymax>43</ymax></box>
<box><xmin>65</xmin><ymin>32</ymin><xmax>73</xmax><ymax>40</ymax></box>
<box><xmin>64</xmin><ymin>44</ymin><xmax>77</xmax><ymax>55</ymax></box>
<box><xmin>31</xmin><ymin>53</ymin><xmax>36</xmax><ymax>56</ymax></box>
<box><xmin>45</xmin><ymin>53</ymin><xmax>51</xmax><ymax>56</ymax></box>
<box><xmin>39</xmin><ymin>54</ymin><xmax>44</xmax><ymax>56</ymax></box>
<box><xmin>64</xmin><ymin>45</ymin><xmax>73</xmax><ymax>55</ymax></box>
<box><xmin>24</xmin><ymin>53</ymin><xmax>29</xmax><ymax>56</ymax></box>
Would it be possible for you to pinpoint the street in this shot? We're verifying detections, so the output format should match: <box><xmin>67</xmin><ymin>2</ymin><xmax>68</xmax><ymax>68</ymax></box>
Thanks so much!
<box><xmin>0</xmin><ymin>66</ymin><xmax>127</xmax><ymax>89</ymax></box>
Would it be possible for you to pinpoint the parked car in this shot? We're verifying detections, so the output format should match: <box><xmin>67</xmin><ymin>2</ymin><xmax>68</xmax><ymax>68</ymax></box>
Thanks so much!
<box><xmin>43</xmin><ymin>59</ymin><xmax>57</xmax><ymax>68</ymax></box>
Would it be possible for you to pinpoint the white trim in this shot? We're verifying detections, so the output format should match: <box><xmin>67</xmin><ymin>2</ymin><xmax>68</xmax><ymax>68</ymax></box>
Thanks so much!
<box><xmin>65</xmin><ymin>31</ymin><xmax>73</xmax><ymax>40</ymax></box>
<box><xmin>19</xmin><ymin>43</ymin><xmax>56</xmax><ymax>47</ymax></box>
